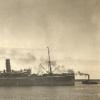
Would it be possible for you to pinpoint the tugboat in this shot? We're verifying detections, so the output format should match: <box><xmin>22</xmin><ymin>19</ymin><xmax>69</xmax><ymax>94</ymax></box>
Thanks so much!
<box><xmin>0</xmin><ymin>47</ymin><xmax>75</xmax><ymax>86</ymax></box>
<box><xmin>78</xmin><ymin>71</ymin><xmax>98</xmax><ymax>84</ymax></box>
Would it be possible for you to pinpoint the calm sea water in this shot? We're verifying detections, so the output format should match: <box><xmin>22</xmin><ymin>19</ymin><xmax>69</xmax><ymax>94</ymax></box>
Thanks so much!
<box><xmin>0</xmin><ymin>82</ymin><xmax>100</xmax><ymax>100</ymax></box>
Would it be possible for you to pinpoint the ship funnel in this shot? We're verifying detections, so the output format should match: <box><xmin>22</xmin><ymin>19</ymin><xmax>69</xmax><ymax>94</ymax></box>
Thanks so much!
<box><xmin>6</xmin><ymin>59</ymin><xmax>11</xmax><ymax>73</ymax></box>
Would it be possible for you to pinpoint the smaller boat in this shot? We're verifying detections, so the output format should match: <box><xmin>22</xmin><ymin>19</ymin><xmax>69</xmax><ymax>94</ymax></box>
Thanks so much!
<box><xmin>82</xmin><ymin>80</ymin><xmax>98</xmax><ymax>84</ymax></box>
<box><xmin>78</xmin><ymin>71</ymin><xmax>98</xmax><ymax>84</ymax></box>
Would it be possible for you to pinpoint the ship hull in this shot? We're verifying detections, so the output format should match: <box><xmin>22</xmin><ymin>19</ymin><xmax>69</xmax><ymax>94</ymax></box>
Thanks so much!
<box><xmin>0</xmin><ymin>75</ymin><xmax>75</xmax><ymax>86</ymax></box>
<box><xmin>82</xmin><ymin>80</ymin><xmax>98</xmax><ymax>84</ymax></box>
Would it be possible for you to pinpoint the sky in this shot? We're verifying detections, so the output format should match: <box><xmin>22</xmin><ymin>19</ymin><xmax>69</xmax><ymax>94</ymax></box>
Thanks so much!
<box><xmin>0</xmin><ymin>0</ymin><xmax>99</xmax><ymax>78</ymax></box>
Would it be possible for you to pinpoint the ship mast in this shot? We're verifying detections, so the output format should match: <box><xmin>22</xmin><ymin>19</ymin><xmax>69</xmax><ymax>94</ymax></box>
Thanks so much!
<box><xmin>47</xmin><ymin>47</ymin><xmax>52</xmax><ymax>74</ymax></box>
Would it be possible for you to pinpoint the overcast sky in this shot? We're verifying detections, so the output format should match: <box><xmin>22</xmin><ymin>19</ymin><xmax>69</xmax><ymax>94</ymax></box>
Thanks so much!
<box><xmin>0</xmin><ymin>0</ymin><xmax>99</xmax><ymax>78</ymax></box>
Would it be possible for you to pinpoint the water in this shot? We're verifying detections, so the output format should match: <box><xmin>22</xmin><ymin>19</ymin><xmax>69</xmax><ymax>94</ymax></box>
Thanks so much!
<box><xmin>0</xmin><ymin>82</ymin><xmax>100</xmax><ymax>100</ymax></box>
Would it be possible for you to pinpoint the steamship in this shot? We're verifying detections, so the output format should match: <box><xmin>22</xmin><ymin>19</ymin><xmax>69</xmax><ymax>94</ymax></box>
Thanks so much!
<box><xmin>0</xmin><ymin>48</ymin><xmax>75</xmax><ymax>86</ymax></box>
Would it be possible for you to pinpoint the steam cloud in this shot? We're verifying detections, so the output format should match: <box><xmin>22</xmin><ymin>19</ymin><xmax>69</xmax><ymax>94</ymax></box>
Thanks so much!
<box><xmin>40</xmin><ymin>56</ymin><xmax>56</xmax><ymax>66</ymax></box>
<box><xmin>0</xmin><ymin>48</ymin><xmax>36</xmax><ymax>63</ymax></box>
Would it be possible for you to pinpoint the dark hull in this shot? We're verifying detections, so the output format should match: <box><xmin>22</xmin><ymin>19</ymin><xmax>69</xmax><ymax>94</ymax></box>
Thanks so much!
<box><xmin>82</xmin><ymin>80</ymin><xmax>98</xmax><ymax>84</ymax></box>
<box><xmin>0</xmin><ymin>75</ymin><xmax>75</xmax><ymax>86</ymax></box>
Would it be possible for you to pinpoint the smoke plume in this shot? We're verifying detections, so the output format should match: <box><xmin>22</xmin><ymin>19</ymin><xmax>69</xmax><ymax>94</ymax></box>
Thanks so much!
<box><xmin>0</xmin><ymin>48</ymin><xmax>36</xmax><ymax>63</ymax></box>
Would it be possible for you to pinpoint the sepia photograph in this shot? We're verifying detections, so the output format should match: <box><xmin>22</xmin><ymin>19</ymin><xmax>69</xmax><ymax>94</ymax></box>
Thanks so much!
<box><xmin>0</xmin><ymin>0</ymin><xmax>99</xmax><ymax>100</ymax></box>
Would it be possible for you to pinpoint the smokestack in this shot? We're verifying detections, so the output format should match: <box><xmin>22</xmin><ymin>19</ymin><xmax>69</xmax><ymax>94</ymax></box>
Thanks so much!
<box><xmin>6</xmin><ymin>59</ymin><xmax>11</xmax><ymax>73</ymax></box>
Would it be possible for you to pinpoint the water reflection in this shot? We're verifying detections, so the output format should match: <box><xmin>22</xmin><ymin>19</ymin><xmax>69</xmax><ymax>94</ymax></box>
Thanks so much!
<box><xmin>0</xmin><ymin>83</ymin><xmax>100</xmax><ymax>100</ymax></box>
